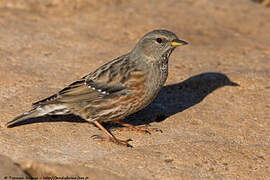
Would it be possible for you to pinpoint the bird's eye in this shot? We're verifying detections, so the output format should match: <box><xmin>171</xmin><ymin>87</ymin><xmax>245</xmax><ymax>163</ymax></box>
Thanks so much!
<box><xmin>156</xmin><ymin>38</ymin><xmax>163</xmax><ymax>44</ymax></box>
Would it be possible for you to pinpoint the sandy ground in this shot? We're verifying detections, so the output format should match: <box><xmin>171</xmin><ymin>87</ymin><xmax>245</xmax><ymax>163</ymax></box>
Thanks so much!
<box><xmin>0</xmin><ymin>0</ymin><xmax>269</xmax><ymax>179</ymax></box>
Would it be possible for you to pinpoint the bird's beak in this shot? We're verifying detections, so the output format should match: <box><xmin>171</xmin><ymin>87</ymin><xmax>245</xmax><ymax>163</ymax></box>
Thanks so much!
<box><xmin>171</xmin><ymin>39</ymin><xmax>188</xmax><ymax>46</ymax></box>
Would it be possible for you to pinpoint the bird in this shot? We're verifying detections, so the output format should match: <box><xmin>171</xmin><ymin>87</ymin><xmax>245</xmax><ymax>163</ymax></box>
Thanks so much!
<box><xmin>6</xmin><ymin>29</ymin><xmax>188</xmax><ymax>147</ymax></box>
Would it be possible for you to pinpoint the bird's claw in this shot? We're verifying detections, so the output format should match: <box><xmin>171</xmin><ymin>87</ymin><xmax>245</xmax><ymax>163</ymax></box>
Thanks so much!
<box><xmin>91</xmin><ymin>135</ymin><xmax>133</xmax><ymax>147</ymax></box>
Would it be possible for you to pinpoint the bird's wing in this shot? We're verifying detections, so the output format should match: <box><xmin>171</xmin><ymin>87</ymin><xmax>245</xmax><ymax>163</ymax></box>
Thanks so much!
<box><xmin>32</xmin><ymin>55</ymin><xmax>135</xmax><ymax>107</ymax></box>
<box><xmin>32</xmin><ymin>78</ymin><xmax>127</xmax><ymax>107</ymax></box>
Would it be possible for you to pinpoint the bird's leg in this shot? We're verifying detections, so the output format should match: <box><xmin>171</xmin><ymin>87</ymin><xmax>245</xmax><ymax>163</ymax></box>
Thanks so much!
<box><xmin>114</xmin><ymin>121</ymin><xmax>163</xmax><ymax>134</ymax></box>
<box><xmin>92</xmin><ymin>121</ymin><xmax>133</xmax><ymax>147</ymax></box>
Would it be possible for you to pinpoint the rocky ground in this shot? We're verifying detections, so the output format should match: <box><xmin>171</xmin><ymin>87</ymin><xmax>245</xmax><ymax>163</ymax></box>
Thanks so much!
<box><xmin>0</xmin><ymin>0</ymin><xmax>269</xmax><ymax>179</ymax></box>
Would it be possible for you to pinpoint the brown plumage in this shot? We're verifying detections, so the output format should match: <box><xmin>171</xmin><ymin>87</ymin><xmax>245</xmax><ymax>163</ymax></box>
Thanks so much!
<box><xmin>6</xmin><ymin>30</ymin><xmax>188</xmax><ymax>147</ymax></box>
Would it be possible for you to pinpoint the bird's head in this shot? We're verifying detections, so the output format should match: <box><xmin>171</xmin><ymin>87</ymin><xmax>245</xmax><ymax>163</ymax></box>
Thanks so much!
<box><xmin>132</xmin><ymin>30</ymin><xmax>188</xmax><ymax>62</ymax></box>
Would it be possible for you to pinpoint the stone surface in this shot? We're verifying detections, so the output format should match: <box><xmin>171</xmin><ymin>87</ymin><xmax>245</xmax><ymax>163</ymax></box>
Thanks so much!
<box><xmin>252</xmin><ymin>0</ymin><xmax>270</xmax><ymax>6</ymax></box>
<box><xmin>0</xmin><ymin>0</ymin><xmax>269</xmax><ymax>179</ymax></box>
<box><xmin>19</xmin><ymin>161</ymin><xmax>128</xmax><ymax>180</ymax></box>
<box><xmin>0</xmin><ymin>155</ymin><xmax>28</xmax><ymax>178</ymax></box>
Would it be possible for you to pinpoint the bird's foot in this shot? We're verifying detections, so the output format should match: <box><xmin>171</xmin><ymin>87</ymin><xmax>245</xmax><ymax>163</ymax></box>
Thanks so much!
<box><xmin>91</xmin><ymin>135</ymin><xmax>133</xmax><ymax>147</ymax></box>
<box><xmin>115</xmin><ymin>122</ymin><xmax>163</xmax><ymax>134</ymax></box>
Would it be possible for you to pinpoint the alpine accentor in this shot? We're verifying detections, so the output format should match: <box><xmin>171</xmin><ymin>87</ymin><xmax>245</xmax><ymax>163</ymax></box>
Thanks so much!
<box><xmin>6</xmin><ymin>30</ymin><xmax>188</xmax><ymax>147</ymax></box>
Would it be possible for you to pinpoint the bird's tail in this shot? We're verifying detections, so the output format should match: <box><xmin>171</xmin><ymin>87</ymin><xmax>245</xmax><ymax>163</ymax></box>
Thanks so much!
<box><xmin>6</xmin><ymin>104</ymin><xmax>70</xmax><ymax>128</ymax></box>
<box><xmin>6</xmin><ymin>108</ymin><xmax>42</xmax><ymax>128</ymax></box>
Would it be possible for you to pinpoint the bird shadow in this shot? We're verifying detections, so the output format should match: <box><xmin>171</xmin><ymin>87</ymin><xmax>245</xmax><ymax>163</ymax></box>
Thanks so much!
<box><xmin>7</xmin><ymin>72</ymin><xmax>239</xmax><ymax>129</ymax></box>
<box><xmin>121</xmin><ymin>72</ymin><xmax>239</xmax><ymax>127</ymax></box>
